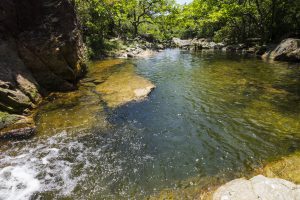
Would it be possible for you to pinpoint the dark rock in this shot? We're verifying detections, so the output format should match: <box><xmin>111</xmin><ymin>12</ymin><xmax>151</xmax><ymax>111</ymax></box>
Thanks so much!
<box><xmin>127</xmin><ymin>53</ymin><xmax>134</xmax><ymax>58</ymax></box>
<box><xmin>0</xmin><ymin>0</ymin><xmax>86</xmax><ymax>136</ymax></box>
<box><xmin>0</xmin><ymin>38</ymin><xmax>41</xmax><ymax>113</ymax></box>
<box><xmin>0</xmin><ymin>126</ymin><xmax>36</xmax><ymax>139</ymax></box>
<box><xmin>256</xmin><ymin>45</ymin><xmax>269</xmax><ymax>55</ymax></box>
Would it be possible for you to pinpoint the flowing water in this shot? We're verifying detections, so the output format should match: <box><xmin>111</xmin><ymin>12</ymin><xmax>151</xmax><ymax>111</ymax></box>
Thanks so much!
<box><xmin>0</xmin><ymin>49</ymin><xmax>300</xmax><ymax>199</ymax></box>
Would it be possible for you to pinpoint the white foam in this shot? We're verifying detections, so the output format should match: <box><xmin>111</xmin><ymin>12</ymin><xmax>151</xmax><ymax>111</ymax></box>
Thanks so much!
<box><xmin>0</xmin><ymin>166</ymin><xmax>40</xmax><ymax>200</ymax></box>
<box><xmin>0</xmin><ymin>133</ymin><xmax>80</xmax><ymax>199</ymax></box>
<box><xmin>41</xmin><ymin>148</ymin><xmax>59</xmax><ymax>164</ymax></box>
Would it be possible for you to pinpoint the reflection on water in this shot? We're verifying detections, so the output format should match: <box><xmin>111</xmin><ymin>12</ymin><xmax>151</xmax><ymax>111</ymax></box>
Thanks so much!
<box><xmin>0</xmin><ymin>49</ymin><xmax>299</xmax><ymax>199</ymax></box>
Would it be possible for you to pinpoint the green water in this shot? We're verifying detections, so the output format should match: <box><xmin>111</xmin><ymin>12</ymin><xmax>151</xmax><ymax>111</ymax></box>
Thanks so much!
<box><xmin>0</xmin><ymin>49</ymin><xmax>299</xmax><ymax>199</ymax></box>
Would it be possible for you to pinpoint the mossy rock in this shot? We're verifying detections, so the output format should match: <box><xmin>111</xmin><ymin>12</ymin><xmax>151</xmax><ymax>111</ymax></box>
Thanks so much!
<box><xmin>0</xmin><ymin>111</ymin><xmax>24</xmax><ymax>130</ymax></box>
<box><xmin>0</xmin><ymin>112</ymin><xmax>36</xmax><ymax>139</ymax></box>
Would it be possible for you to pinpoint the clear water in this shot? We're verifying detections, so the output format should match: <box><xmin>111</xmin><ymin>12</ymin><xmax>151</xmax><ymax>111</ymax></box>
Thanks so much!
<box><xmin>0</xmin><ymin>49</ymin><xmax>299</xmax><ymax>199</ymax></box>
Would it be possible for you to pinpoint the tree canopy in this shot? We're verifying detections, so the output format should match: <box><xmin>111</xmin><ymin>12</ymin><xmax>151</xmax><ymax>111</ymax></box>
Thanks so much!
<box><xmin>74</xmin><ymin>0</ymin><xmax>300</xmax><ymax>56</ymax></box>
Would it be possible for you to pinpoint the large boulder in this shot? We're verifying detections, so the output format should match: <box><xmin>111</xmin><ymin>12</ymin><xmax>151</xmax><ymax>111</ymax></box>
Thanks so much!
<box><xmin>213</xmin><ymin>175</ymin><xmax>300</xmax><ymax>200</ymax></box>
<box><xmin>172</xmin><ymin>38</ymin><xmax>192</xmax><ymax>48</ymax></box>
<box><xmin>172</xmin><ymin>38</ymin><xmax>225</xmax><ymax>50</ymax></box>
<box><xmin>262</xmin><ymin>38</ymin><xmax>300</xmax><ymax>62</ymax></box>
<box><xmin>0</xmin><ymin>0</ymin><xmax>86</xmax><ymax>138</ymax></box>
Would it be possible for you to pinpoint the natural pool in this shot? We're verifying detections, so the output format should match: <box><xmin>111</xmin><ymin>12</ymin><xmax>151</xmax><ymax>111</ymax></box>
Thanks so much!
<box><xmin>0</xmin><ymin>49</ymin><xmax>299</xmax><ymax>199</ymax></box>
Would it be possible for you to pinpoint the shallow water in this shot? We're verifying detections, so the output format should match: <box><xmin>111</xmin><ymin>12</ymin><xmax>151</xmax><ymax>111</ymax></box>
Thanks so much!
<box><xmin>0</xmin><ymin>49</ymin><xmax>299</xmax><ymax>199</ymax></box>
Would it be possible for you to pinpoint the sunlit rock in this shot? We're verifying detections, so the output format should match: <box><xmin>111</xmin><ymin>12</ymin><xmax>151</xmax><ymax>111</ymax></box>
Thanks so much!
<box><xmin>262</xmin><ymin>38</ymin><xmax>300</xmax><ymax>62</ymax></box>
<box><xmin>95</xmin><ymin>63</ymin><xmax>155</xmax><ymax>108</ymax></box>
<box><xmin>213</xmin><ymin>175</ymin><xmax>300</xmax><ymax>200</ymax></box>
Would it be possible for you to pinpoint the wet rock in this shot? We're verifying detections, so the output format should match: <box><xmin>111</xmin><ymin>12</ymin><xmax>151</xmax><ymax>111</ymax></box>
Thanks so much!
<box><xmin>0</xmin><ymin>112</ymin><xmax>24</xmax><ymax>130</ymax></box>
<box><xmin>0</xmin><ymin>126</ymin><xmax>36</xmax><ymax>139</ymax></box>
<box><xmin>262</xmin><ymin>38</ymin><xmax>300</xmax><ymax>62</ymax></box>
<box><xmin>95</xmin><ymin>63</ymin><xmax>155</xmax><ymax>108</ymax></box>
<box><xmin>0</xmin><ymin>0</ymin><xmax>85</xmax><ymax>135</ymax></box>
<box><xmin>0</xmin><ymin>114</ymin><xmax>36</xmax><ymax>139</ymax></box>
<box><xmin>35</xmin><ymin>89</ymin><xmax>108</xmax><ymax>136</ymax></box>
<box><xmin>262</xmin><ymin>151</ymin><xmax>300</xmax><ymax>184</ymax></box>
<box><xmin>134</xmin><ymin>86</ymin><xmax>155</xmax><ymax>98</ymax></box>
<box><xmin>127</xmin><ymin>53</ymin><xmax>135</xmax><ymax>58</ymax></box>
<box><xmin>148</xmin><ymin>175</ymin><xmax>222</xmax><ymax>200</ymax></box>
<box><xmin>213</xmin><ymin>175</ymin><xmax>300</xmax><ymax>200</ymax></box>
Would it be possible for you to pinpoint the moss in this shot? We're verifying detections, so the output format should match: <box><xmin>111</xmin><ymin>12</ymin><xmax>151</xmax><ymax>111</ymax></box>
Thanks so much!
<box><xmin>147</xmin><ymin>176</ymin><xmax>226</xmax><ymax>200</ymax></box>
<box><xmin>261</xmin><ymin>151</ymin><xmax>300</xmax><ymax>184</ymax></box>
<box><xmin>35</xmin><ymin>88</ymin><xmax>108</xmax><ymax>136</ymax></box>
<box><xmin>0</xmin><ymin>111</ymin><xmax>23</xmax><ymax>129</ymax></box>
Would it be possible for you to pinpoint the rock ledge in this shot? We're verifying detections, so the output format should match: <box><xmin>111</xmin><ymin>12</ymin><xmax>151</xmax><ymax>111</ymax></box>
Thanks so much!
<box><xmin>213</xmin><ymin>175</ymin><xmax>300</xmax><ymax>200</ymax></box>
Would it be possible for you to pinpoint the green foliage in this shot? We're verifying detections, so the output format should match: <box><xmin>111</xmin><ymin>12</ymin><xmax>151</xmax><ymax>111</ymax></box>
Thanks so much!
<box><xmin>180</xmin><ymin>0</ymin><xmax>300</xmax><ymax>43</ymax></box>
<box><xmin>75</xmin><ymin>0</ymin><xmax>179</xmax><ymax>57</ymax></box>
<box><xmin>74</xmin><ymin>0</ymin><xmax>299</xmax><ymax>57</ymax></box>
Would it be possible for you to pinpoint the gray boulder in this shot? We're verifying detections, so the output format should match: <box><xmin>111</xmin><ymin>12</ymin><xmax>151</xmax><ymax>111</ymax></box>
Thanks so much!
<box><xmin>172</xmin><ymin>38</ymin><xmax>192</xmax><ymax>47</ymax></box>
<box><xmin>213</xmin><ymin>175</ymin><xmax>300</xmax><ymax>200</ymax></box>
<box><xmin>262</xmin><ymin>38</ymin><xmax>300</xmax><ymax>62</ymax></box>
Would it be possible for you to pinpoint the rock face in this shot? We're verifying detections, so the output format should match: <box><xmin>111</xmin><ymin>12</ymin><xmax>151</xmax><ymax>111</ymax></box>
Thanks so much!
<box><xmin>213</xmin><ymin>175</ymin><xmax>300</xmax><ymax>200</ymax></box>
<box><xmin>0</xmin><ymin>0</ymin><xmax>86</xmax><ymax>138</ymax></box>
<box><xmin>262</xmin><ymin>38</ymin><xmax>300</xmax><ymax>62</ymax></box>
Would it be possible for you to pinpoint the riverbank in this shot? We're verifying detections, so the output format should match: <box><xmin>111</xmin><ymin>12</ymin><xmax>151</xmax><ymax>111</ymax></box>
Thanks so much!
<box><xmin>172</xmin><ymin>37</ymin><xmax>300</xmax><ymax>62</ymax></box>
<box><xmin>97</xmin><ymin>37</ymin><xmax>165</xmax><ymax>59</ymax></box>
<box><xmin>150</xmin><ymin>151</ymin><xmax>300</xmax><ymax>200</ymax></box>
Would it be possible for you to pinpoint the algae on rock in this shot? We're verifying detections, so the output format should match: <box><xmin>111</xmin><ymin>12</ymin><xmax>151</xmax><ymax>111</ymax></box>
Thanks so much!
<box><xmin>262</xmin><ymin>151</ymin><xmax>300</xmax><ymax>184</ymax></box>
<box><xmin>95</xmin><ymin>63</ymin><xmax>155</xmax><ymax>108</ymax></box>
<box><xmin>35</xmin><ymin>88</ymin><xmax>108</xmax><ymax>136</ymax></box>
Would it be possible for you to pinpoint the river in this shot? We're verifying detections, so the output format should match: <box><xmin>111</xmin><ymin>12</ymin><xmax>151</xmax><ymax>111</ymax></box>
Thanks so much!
<box><xmin>0</xmin><ymin>49</ymin><xmax>299</xmax><ymax>199</ymax></box>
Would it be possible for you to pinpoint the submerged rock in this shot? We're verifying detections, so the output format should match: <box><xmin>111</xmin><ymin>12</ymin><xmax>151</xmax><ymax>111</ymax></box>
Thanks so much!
<box><xmin>34</xmin><ymin>59</ymin><xmax>154</xmax><ymax>136</ymax></box>
<box><xmin>35</xmin><ymin>89</ymin><xmax>108</xmax><ymax>136</ymax></box>
<box><xmin>262</xmin><ymin>152</ymin><xmax>300</xmax><ymax>184</ymax></box>
<box><xmin>95</xmin><ymin>63</ymin><xmax>155</xmax><ymax>108</ymax></box>
<box><xmin>213</xmin><ymin>175</ymin><xmax>300</xmax><ymax>200</ymax></box>
<box><xmin>0</xmin><ymin>114</ymin><xmax>36</xmax><ymax>139</ymax></box>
